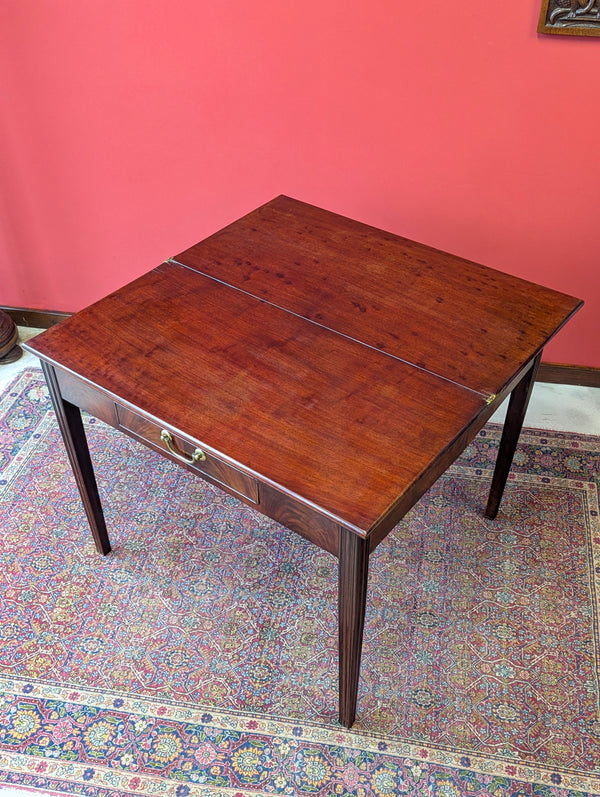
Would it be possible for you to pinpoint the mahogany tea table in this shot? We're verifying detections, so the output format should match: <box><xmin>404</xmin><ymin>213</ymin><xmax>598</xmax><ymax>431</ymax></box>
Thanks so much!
<box><xmin>24</xmin><ymin>196</ymin><xmax>583</xmax><ymax>728</ymax></box>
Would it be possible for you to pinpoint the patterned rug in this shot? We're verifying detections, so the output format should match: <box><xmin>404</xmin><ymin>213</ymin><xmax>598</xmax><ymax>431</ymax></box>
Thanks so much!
<box><xmin>1</xmin><ymin>368</ymin><xmax>599</xmax><ymax>797</ymax></box>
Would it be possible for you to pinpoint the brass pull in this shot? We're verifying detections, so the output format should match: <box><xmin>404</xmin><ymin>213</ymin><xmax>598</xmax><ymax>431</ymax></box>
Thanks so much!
<box><xmin>160</xmin><ymin>429</ymin><xmax>206</xmax><ymax>464</ymax></box>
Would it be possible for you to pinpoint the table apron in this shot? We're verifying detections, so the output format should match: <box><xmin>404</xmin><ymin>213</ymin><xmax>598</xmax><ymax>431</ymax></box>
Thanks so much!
<box><xmin>53</xmin><ymin>366</ymin><xmax>342</xmax><ymax>556</ymax></box>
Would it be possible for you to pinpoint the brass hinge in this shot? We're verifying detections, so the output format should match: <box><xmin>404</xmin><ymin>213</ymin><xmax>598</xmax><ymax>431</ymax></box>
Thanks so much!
<box><xmin>486</xmin><ymin>393</ymin><xmax>497</xmax><ymax>405</ymax></box>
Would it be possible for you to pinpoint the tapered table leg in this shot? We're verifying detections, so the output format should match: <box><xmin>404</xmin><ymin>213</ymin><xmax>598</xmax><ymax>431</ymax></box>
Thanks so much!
<box><xmin>485</xmin><ymin>352</ymin><xmax>542</xmax><ymax>520</ymax></box>
<box><xmin>41</xmin><ymin>361</ymin><xmax>111</xmax><ymax>555</ymax></box>
<box><xmin>338</xmin><ymin>527</ymin><xmax>369</xmax><ymax>728</ymax></box>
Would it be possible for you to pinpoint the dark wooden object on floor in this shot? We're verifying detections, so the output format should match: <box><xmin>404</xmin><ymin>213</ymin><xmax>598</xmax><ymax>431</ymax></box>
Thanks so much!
<box><xmin>24</xmin><ymin>196</ymin><xmax>583</xmax><ymax>729</ymax></box>
<box><xmin>0</xmin><ymin>309</ymin><xmax>21</xmax><ymax>363</ymax></box>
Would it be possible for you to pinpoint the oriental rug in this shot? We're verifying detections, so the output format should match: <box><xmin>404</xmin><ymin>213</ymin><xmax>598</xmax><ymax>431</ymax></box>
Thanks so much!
<box><xmin>1</xmin><ymin>368</ymin><xmax>599</xmax><ymax>797</ymax></box>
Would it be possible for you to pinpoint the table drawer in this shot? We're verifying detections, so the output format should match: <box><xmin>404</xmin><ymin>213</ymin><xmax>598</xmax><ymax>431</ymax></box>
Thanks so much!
<box><xmin>115</xmin><ymin>405</ymin><xmax>258</xmax><ymax>503</ymax></box>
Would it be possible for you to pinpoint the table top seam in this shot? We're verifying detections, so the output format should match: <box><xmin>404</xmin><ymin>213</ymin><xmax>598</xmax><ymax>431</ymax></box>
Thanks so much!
<box><xmin>168</xmin><ymin>258</ymin><xmax>490</xmax><ymax>402</ymax></box>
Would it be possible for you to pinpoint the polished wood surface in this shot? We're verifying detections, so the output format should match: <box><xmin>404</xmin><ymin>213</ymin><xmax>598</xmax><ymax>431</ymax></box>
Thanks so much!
<box><xmin>485</xmin><ymin>352</ymin><xmax>541</xmax><ymax>520</ymax></box>
<box><xmin>40</xmin><ymin>361</ymin><xmax>111</xmax><ymax>556</ymax></box>
<box><xmin>339</xmin><ymin>529</ymin><xmax>369</xmax><ymax>729</ymax></box>
<box><xmin>173</xmin><ymin>195</ymin><xmax>582</xmax><ymax>397</ymax></box>
<box><xmin>27</xmin><ymin>260</ymin><xmax>487</xmax><ymax>537</ymax></box>
<box><xmin>11</xmin><ymin>304</ymin><xmax>600</xmax><ymax>388</ymax></box>
<box><xmin>24</xmin><ymin>195</ymin><xmax>583</xmax><ymax>728</ymax></box>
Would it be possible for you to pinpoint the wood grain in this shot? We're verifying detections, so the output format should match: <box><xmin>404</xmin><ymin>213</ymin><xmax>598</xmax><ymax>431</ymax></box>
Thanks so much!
<box><xmin>339</xmin><ymin>527</ymin><xmax>369</xmax><ymax>728</ymax></box>
<box><xmin>41</xmin><ymin>361</ymin><xmax>111</xmax><ymax>555</ymax></box>
<box><xmin>27</xmin><ymin>261</ymin><xmax>487</xmax><ymax>536</ymax></box>
<box><xmin>485</xmin><ymin>352</ymin><xmax>541</xmax><ymax>519</ymax></box>
<box><xmin>23</xmin><ymin>196</ymin><xmax>583</xmax><ymax>730</ymax></box>
<box><xmin>173</xmin><ymin>196</ymin><xmax>583</xmax><ymax>397</ymax></box>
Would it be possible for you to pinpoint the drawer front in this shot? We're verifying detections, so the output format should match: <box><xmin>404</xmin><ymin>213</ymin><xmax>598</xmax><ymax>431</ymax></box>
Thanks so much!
<box><xmin>55</xmin><ymin>369</ymin><xmax>118</xmax><ymax>426</ymax></box>
<box><xmin>115</xmin><ymin>405</ymin><xmax>258</xmax><ymax>504</ymax></box>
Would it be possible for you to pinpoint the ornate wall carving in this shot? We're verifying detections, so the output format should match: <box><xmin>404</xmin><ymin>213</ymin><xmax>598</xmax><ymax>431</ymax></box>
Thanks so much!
<box><xmin>539</xmin><ymin>0</ymin><xmax>600</xmax><ymax>35</ymax></box>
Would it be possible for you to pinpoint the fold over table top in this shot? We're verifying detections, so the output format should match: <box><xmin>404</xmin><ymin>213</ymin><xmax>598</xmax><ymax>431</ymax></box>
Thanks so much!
<box><xmin>26</xmin><ymin>196</ymin><xmax>582</xmax><ymax>537</ymax></box>
<box><xmin>173</xmin><ymin>195</ymin><xmax>581</xmax><ymax>398</ymax></box>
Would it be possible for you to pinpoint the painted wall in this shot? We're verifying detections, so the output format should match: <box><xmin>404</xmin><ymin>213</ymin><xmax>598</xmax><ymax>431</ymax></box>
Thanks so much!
<box><xmin>1</xmin><ymin>1</ymin><xmax>598</xmax><ymax>366</ymax></box>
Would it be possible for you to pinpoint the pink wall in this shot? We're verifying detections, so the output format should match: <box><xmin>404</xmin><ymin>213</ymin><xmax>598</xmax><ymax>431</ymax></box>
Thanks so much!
<box><xmin>1</xmin><ymin>1</ymin><xmax>599</xmax><ymax>366</ymax></box>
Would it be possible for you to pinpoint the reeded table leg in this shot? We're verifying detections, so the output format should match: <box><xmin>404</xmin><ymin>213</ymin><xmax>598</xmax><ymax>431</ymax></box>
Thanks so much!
<box><xmin>41</xmin><ymin>361</ymin><xmax>112</xmax><ymax>555</ymax></box>
<box><xmin>338</xmin><ymin>527</ymin><xmax>369</xmax><ymax>728</ymax></box>
<box><xmin>485</xmin><ymin>352</ymin><xmax>542</xmax><ymax>520</ymax></box>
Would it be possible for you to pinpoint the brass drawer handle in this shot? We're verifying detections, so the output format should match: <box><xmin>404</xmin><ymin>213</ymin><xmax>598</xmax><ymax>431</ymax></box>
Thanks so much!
<box><xmin>160</xmin><ymin>429</ymin><xmax>206</xmax><ymax>464</ymax></box>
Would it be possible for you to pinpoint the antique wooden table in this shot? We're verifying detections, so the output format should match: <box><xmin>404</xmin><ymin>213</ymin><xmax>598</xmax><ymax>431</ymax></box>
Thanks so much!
<box><xmin>24</xmin><ymin>196</ymin><xmax>582</xmax><ymax>728</ymax></box>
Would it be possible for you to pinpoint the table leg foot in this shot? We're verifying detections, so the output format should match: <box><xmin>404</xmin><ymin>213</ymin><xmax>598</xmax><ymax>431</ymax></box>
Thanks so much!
<box><xmin>485</xmin><ymin>352</ymin><xmax>542</xmax><ymax>520</ymax></box>
<box><xmin>41</xmin><ymin>361</ymin><xmax>112</xmax><ymax>555</ymax></box>
<box><xmin>338</xmin><ymin>528</ymin><xmax>369</xmax><ymax>728</ymax></box>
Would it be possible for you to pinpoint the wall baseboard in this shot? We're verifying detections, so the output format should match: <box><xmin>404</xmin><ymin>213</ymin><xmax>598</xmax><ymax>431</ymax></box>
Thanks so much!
<box><xmin>537</xmin><ymin>362</ymin><xmax>600</xmax><ymax>388</ymax></box>
<box><xmin>2</xmin><ymin>306</ymin><xmax>72</xmax><ymax>329</ymax></box>
<box><xmin>3</xmin><ymin>306</ymin><xmax>599</xmax><ymax>388</ymax></box>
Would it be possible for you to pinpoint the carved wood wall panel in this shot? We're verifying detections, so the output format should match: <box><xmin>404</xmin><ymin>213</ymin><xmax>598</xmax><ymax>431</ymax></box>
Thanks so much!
<box><xmin>539</xmin><ymin>0</ymin><xmax>600</xmax><ymax>35</ymax></box>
